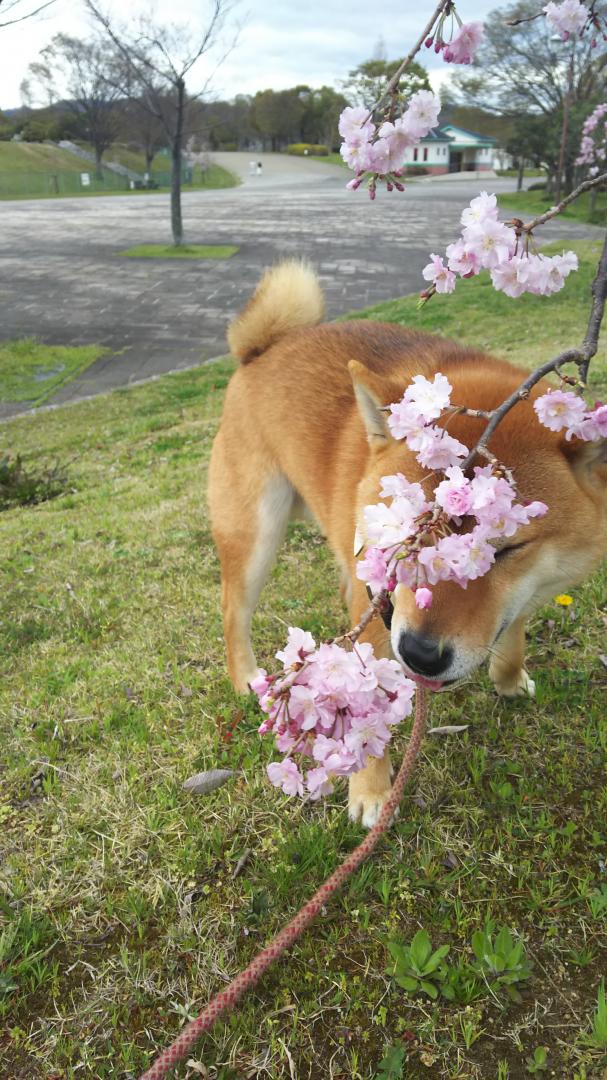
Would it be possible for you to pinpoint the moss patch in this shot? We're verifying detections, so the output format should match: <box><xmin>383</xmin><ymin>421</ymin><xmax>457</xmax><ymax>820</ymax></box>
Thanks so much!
<box><xmin>0</xmin><ymin>338</ymin><xmax>107</xmax><ymax>405</ymax></box>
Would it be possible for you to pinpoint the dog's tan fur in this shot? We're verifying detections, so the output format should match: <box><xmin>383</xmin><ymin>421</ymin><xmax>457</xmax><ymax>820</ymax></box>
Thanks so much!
<box><xmin>209</xmin><ymin>261</ymin><xmax>607</xmax><ymax>826</ymax></box>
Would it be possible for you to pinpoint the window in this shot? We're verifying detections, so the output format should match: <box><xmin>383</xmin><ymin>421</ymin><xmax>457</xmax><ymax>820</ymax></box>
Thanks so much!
<box><xmin>423</xmin><ymin>147</ymin><xmax>428</xmax><ymax>162</ymax></box>
<box><xmin>413</xmin><ymin>148</ymin><xmax>418</xmax><ymax>161</ymax></box>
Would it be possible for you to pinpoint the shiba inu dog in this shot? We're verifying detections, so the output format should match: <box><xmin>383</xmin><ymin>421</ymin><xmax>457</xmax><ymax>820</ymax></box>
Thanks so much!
<box><xmin>209</xmin><ymin>261</ymin><xmax>607</xmax><ymax>827</ymax></box>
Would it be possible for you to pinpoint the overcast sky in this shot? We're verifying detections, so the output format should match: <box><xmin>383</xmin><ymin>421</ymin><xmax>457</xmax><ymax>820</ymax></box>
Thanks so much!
<box><xmin>1</xmin><ymin>0</ymin><xmax>501</xmax><ymax>110</ymax></box>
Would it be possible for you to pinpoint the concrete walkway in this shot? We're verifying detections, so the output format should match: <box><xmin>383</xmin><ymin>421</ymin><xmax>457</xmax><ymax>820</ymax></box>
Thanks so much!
<box><xmin>0</xmin><ymin>154</ymin><xmax>602</xmax><ymax>419</ymax></box>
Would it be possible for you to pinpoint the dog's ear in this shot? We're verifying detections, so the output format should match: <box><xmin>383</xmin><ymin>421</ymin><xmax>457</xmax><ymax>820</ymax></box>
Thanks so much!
<box><xmin>562</xmin><ymin>436</ymin><xmax>607</xmax><ymax>485</ymax></box>
<box><xmin>348</xmin><ymin>360</ymin><xmax>393</xmax><ymax>447</ymax></box>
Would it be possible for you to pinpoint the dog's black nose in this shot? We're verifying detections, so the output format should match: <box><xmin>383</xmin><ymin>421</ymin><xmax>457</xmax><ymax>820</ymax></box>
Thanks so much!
<box><xmin>398</xmin><ymin>631</ymin><xmax>453</xmax><ymax>678</ymax></box>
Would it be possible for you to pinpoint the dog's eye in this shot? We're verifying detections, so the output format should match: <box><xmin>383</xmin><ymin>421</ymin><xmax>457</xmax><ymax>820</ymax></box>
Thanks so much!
<box><xmin>380</xmin><ymin>597</ymin><xmax>393</xmax><ymax>630</ymax></box>
<box><xmin>495</xmin><ymin>542</ymin><xmax>528</xmax><ymax>561</ymax></box>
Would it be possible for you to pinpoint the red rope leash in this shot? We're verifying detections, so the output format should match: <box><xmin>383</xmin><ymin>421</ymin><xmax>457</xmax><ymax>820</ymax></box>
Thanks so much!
<box><xmin>139</xmin><ymin>689</ymin><xmax>427</xmax><ymax>1080</ymax></box>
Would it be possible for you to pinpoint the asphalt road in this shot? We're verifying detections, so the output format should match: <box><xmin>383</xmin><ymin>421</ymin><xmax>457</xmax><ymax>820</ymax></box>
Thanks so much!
<box><xmin>0</xmin><ymin>152</ymin><xmax>602</xmax><ymax>418</ymax></box>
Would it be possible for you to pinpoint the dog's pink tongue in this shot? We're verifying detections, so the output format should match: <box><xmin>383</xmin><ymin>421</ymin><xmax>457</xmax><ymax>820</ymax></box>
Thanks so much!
<box><xmin>412</xmin><ymin>674</ymin><xmax>444</xmax><ymax>691</ymax></box>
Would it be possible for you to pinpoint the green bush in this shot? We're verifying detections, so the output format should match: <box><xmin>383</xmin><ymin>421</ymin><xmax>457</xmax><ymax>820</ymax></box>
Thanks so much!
<box><xmin>527</xmin><ymin>181</ymin><xmax>547</xmax><ymax>192</ymax></box>
<box><xmin>20</xmin><ymin>119</ymin><xmax>60</xmax><ymax>142</ymax></box>
<box><xmin>287</xmin><ymin>143</ymin><xmax>329</xmax><ymax>156</ymax></box>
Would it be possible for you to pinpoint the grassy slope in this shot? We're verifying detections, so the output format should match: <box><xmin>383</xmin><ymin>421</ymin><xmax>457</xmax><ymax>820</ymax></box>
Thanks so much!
<box><xmin>0</xmin><ymin>141</ymin><xmax>238</xmax><ymax>199</ymax></box>
<box><xmin>0</xmin><ymin>141</ymin><xmax>97</xmax><ymax>173</ymax></box>
<box><xmin>499</xmin><ymin>188</ymin><xmax>607</xmax><ymax>227</ymax></box>
<box><xmin>1</xmin><ymin>242</ymin><xmax>606</xmax><ymax>1079</ymax></box>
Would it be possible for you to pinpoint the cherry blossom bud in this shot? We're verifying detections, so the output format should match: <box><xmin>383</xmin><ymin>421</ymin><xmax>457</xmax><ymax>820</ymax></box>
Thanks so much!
<box><xmin>415</xmin><ymin>587</ymin><xmax>433</xmax><ymax>610</ymax></box>
<box><xmin>425</xmin><ymin>36</ymin><xmax>434</xmax><ymax>47</ymax></box>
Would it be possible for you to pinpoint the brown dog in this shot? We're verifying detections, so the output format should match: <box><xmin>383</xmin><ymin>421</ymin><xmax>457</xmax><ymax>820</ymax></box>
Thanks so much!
<box><xmin>209</xmin><ymin>261</ymin><xmax>607</xmax><ymax>826</ymax></box>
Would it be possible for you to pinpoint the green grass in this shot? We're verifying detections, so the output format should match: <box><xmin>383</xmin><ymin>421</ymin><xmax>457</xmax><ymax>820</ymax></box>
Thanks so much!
<box><xmin>499</xmin><ymin>187</ymin><xmax>607</xmax><ymax>227</ymax></box>
<box><xmin>0</xmin><ymin>141</ymin><xmax>93</xmax><ymax>173</ymax></box>
<box><xmin>119</xmin><ymin>243</ymin><xmax>239</xmax><ymax>260</ymax></box>
<box><xmin>0</xmin><ymin>143</ymin><xmax>239</xmax><ymax>200</ymax></box>
<box><xmin>0</xmin><ymin>338</ymin><xmax>107</xmax><ymax>405</ymax></box>
<box><xmin>1</xmin><ymin>243</ymin><xmax>606</xmax><ymax>1078</ymax></box>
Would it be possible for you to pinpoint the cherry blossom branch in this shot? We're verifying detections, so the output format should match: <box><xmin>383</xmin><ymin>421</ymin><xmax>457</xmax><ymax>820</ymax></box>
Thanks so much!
<box><xmin>330</xmin><ymin>590</ymin><xmax>391</xmax><ymax>646</ymax></box>
<box><xmin>513</xmin><ymin>170</ymin><xmax>607</xmax><ymax>233</ymax></box>
<box><xmin>505</xmin><ymin>9</ymin><xmax>544</xmax><ymax>26</ymax></box>
<box><xmin>461</xmin><ymin>230</ymin><xmax>607</xmax><ymax>470</ymax></box>
<box><xmin>365</xmin><ymin>0</ymin><xmax>451</xmax><ymax>117</ymax></box>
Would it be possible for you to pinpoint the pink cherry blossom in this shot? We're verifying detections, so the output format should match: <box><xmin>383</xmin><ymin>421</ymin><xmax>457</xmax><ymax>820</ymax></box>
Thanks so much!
<box><xmin>533</xmin><ymin>389</ymin><xmax>587</xmax><ymax>431</ymax></box>
<box><xmin>544</xmin><ymin>0</ymin><xmax>588</xmax><ymax>40</ymax></box>
<box><xmin>404</xmin><ymin>372</ymin><xmax>453</xmax><ymax>421</ymax></box>
<box><xmin>363</xmin><ymin>498</ymin><xmax>418</xmax><ymax>548</ymax></box>
<box><xmin>267</xmin><ymin>759</ymin><xmax>305</xmax><ymax>796</ymax></box>
<box><xmin>276</xmin><ymin>626</ymin><xmax>317</xmax><ymax>667</ymax></box>
<box><xmin>379</xmin><ymin>474</ymin><xmax>429</xmax><ymax>510</ymax></box>
<box><xmin>434</xmin><ymin>466</ymin><xmax>473</xmax><ymax>516</ymax></box>
<box><xmin>463</xmin><ymin>218</ymin><xmax>516</xmax><ymax>269</ymax></box>
<box><xmin>490</xmin><ymin>256</ymin><xmax>528</xmax><ymax>298</ymax></box>
<box><xmin>443</xmin><ymin>21</ymin><xmax>484</xmax><ymax>64</ymax></box>
<box><xmin>306</xmin><ymin>766</ymin><xmax>334</xmax><ymax>799</ymax></box>
<box><xmin>415</xmin><ymin>428</ymin><xmax>468</xmax><ymax>470</ymax></box>
<box><xmin>403</xmin><ymin>90</ymin><xmax>441</xmax><ymax>136</ymax></box>
<box><xmin>355</xmin><ymin>546</ymin><xmax>390</xmax><ymax>592</ymax></box>
<box><xmin>338</xmin><ymin>105</ymin><xmax>375</xmax><ymax>145</ymax></box>
<box><xmin>387</xmin><ymin>399</ymin><xmax>428</xmax><ymax>442</ymax></box>
<box><xmin>460</xmin><ymin>191</ymin><xmax>498</xmax><ymax>228</ymax></box>
<box><xmin>446</xmin><ymin>239</ymin><xmax>481</xmax><ymax>276</ymax></box>
<box><xmin>422</xmin><ymin>253</ymin><xmax>457</xmax><ymax>294</ymax></box>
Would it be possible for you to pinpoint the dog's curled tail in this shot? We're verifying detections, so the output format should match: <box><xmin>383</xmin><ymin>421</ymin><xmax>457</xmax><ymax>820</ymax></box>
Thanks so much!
<box><xmin>227</xmin><ymin>260</ymin><xmax>325</xmax><ymax>364</ymax></box>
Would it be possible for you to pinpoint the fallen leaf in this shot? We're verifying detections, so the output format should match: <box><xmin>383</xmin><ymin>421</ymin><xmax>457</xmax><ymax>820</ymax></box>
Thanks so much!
<box><xmin>599</xmin><ymin>655</ymin><xmax>607</xmax><ymax>670</ymax></box>
<box><xmin>232</xmin><ymin>849</ymin><xmax>251</xmax><ymax>879</ymax></box>
<box><xmin>182</xmin><ymin>768</ymin><xmax>234</xmax><ymax>795</ymax></box>
<box><xmin>185</xmin><ymin>1061</ymin><xmax>208</xmax><ymax>1077</ymax></box>
<box><xmin>428</xmin><ymin>725</ymin><xmax>469</xmax><ymax>735</ymax></box>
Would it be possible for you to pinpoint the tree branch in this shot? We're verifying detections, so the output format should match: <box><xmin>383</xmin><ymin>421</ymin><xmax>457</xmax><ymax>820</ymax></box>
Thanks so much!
<box><xmin>460</xmin><ymin>231</ymin><xmax>607</xmax><ymax>471</ymax></box>
<box><xmin>513</xmin><ymin>170</ymin><xmax>607</xmax><ymax>232</ymax></box>
<box><xmin>365</xmin><ymin>0</ymin><xmax>451</xmax><ymax>118</ymax></box>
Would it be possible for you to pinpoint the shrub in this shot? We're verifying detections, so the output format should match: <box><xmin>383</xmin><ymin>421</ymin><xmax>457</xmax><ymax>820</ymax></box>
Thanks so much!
<box><xmin>287</xmin><ymin>143</ymin><xmax>329</xmax><ymax>156</ymax></box>
<box><xmin>528</xmin><ymin>181</ymin><xmax>547</xmax><ymax>192</ymax></box>
<box><xmin>0</xmin><ymin>454</ymin><xmax>69</xmax><ymax>511</ymax></box>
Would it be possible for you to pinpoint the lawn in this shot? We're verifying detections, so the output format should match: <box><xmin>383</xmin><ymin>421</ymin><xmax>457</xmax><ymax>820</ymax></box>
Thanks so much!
<box><xmin>0</xmin><ymin>339</ymin><xmax>108</xmax><ymax>406</ymax></box>
<box><xmin>1</xmin><ymin>241</ymin><xmax>606</xmax><ymax>1079</ymax></box>
<box><xmin>120</xmin><ymin>244</ymin><xmax>239</xmax><ymax>260</ymax></box>
<box><xmin>498</xmin><ymin>187</ymin><xmax>607</xmax><ymax>227</ymax></box>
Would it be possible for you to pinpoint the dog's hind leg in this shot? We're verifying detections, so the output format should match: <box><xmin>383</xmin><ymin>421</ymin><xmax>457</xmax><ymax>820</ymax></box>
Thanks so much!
<box><xmin>489</xmin><ymin>615</ymin><xmax>535</xmax><ymax>698</ymax></box>
<box><xmin>209</xmin><ymin>437</ymin><xmax>295</xmax><ymax>692</ymax></box>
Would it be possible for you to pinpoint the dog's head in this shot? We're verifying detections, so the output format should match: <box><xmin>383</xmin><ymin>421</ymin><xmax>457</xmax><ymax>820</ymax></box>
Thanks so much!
<box><xmin>350</xmin><ymin>357</ymin><xmax>607</xmax><ymax>686</ymax></box>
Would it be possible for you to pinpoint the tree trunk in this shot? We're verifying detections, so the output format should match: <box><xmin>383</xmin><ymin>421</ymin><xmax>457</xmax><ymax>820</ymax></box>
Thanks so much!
<box><xmin>517</xmin><ymin>158</ymin><xmax>524</xmax><ymax>191</ymax></box>
<box><xmin>95</xmin><ymin>145</ymin><xmax>104</xmax><ymax>180</ymax></box>
<box><xmin>145</xmin><ymin>147</ymin><xmax>155</xmax><ymax>172</ymax></box>
<box><xmin>171</xmin><ymin>77</ymin><xmax>185</xmax><ymax>247</ymax></box>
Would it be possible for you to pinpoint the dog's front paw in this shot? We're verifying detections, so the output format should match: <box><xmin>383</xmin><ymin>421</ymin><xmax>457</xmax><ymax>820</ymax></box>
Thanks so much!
<box><xmin>493</xmin><ymin>668</ymin><xmax>536</xmax><ymax>699</ymax></box>
<box><xmin>348</xmin><ymin>788</ymin><xmax>398</xmax><ymax>829</ymax></box>
<box><xmin>348</xmin><ymin>775</ymin><xmax>398</xmax><ymax>829</ymax></box>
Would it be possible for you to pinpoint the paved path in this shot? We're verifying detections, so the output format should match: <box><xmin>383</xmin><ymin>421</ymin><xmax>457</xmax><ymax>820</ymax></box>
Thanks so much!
<box><xmin>0</xmin><ymin>153</ymin><xmax>603</xmax><ymax>418</ymax></box>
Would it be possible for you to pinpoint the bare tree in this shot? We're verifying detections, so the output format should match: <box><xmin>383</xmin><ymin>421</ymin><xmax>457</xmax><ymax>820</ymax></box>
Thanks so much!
<box><xmin>86</xmin><ymin>0</ymin><xmax>236</xmax><ymax>246</ymax></box>
<box><xmin>24</xmin><ymin>34</ymin><xmax>123</xmax><ymax>172</ymax></box>
<box><xmin>119</xmin><ymin>89</ymin><xmax>167</xmax><ymax>174</ymax></box>
<box><xmin>0</xmin><ymin>0</ymin><xmax>55</xmax><ymax>28</ymax></box>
